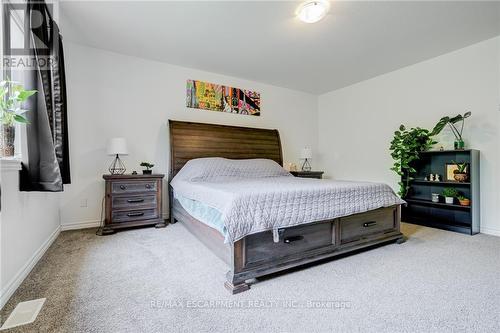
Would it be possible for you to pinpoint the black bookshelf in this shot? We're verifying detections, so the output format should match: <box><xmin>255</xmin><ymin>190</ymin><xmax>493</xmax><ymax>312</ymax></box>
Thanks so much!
<box><xmin>402</xmin><ymin>149</ymin><xmax>480</xmax><ymax>235</ymax></box>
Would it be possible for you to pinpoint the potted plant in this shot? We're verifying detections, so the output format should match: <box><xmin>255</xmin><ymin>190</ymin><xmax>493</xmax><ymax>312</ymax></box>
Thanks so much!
<box><xmin>0</xmin><ymin>80</ymin><xmax>37</xmax><ymax>157</ymax></box>
<box><xmin>457</xmin><ymin>195</ymin><xmax>471</xmax><ymax>207</ymax></box>
<box><xmin>452</xmin><ymin>161</ymin><xmax>469</xmax><ymax>182</ymax></box>
<box><xmin>442</xmin><ymin>188</ymin><xmax>458</xmax><ymax>204</ymax></box>
<box><xmin>390</xmin><ymin>121</ymin><xmax>446</xmax><ymax>197</ymax></box>
<box><xmin>140</xmin><ymin>162</ymin><xmax>154</xmax><ymax>175</ymax></box>
<box><xmin>433</xmin><ymin>112</ymin><xmax>471</xmax><ymax>150</ymax></box>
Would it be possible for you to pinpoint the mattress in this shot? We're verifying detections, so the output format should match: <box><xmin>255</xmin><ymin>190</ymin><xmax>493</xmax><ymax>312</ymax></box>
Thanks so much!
<box><xmin>175</xmin><ymin>193</ymin><xmax>227</xmax><ymax>239</ymax></box>
<box><xmin>171</xmin><ymin>158</ymin><xmax>405</xmax><ymax>243</ymax></box>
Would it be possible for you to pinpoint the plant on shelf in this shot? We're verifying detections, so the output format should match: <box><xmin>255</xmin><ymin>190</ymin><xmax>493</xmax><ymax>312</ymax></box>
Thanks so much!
<box><xmin>433</xmin><ymin>111</ymin><xmax>471</xmax><ymax>150</ymax></box>
<box><xmin>140</xmin><ymin>162</ymin><xmax>154</xmax><ymax>175</ymax></box>
<box><xmin>457</xmin><ymin>195</ymin><xmax>471</xmax><ymax>207</ymax></box>
<box><xmin>452</xmin><ymin>160</ymin><xmax>469</xmax><ymax>182</ymax></box>
<box><xmin>442</xmin><ymin>188</ymin><xmax>458</xmax><ymax>204</ymax></box>
<box><xmin>0</xmin><ymin>80</ymin><xmax>37</xmax><ymax>157</ymax></box>
<box><xmin>390</xmin><ymin>122</ymin><xmax>445</xmax><ymax>198</ymax></box>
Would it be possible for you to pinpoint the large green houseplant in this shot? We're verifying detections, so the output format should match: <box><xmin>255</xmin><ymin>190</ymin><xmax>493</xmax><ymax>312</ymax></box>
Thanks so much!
<box><xmin>0</xmin><ymin>80</ymin><xmax>37</xmax><ymax>157</ymax></box>
<box><xmin>390</xmin><ymin>121</ymin><xmax>445</xmax><ymax>198</ymax></box>
<box><xmin>390</xmin><ymin>112</ymin><xmax>472</xmax><ymax>197</ymax></box>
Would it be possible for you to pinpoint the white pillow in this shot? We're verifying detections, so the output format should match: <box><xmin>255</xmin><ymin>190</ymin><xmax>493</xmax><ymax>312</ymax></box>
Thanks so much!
<box><xmin>172</xmin><ymin>157</ymin><xmax>291</xmax><ymax>183</ymax></box>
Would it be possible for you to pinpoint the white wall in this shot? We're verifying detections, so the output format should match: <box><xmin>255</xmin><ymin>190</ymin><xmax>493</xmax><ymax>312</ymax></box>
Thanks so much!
<box><xmin>0</xmin><ymin>161</ymin><xmax>61</xmax><ymax>308</ymax></box>
<box><xmin>318</xmin><ymin>36</ymin><xmax>500</xmax><ymax>235</ymax></box>
<box><xmin>0</xmin><ymin>4</ymin><xmax>61</xmax><ymax>309</ymax></box>
<box><xmin>60</xmin><ymin>42</ymin><xmax>319</xmax><ymax>228</ymax></box>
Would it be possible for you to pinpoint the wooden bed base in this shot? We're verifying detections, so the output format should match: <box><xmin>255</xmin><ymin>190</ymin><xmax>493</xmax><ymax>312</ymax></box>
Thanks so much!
<box><xmin>172</xmin><ymin>199</ymin><xmax>403</xmax><ymax>294</ymax></box>
<box><xmin>168</xmin><ymin>120</ymin><xmax>404</xmax><ymax>294</ymax></box>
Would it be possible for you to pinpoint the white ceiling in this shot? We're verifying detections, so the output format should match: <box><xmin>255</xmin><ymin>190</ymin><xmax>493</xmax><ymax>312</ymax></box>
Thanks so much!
<box><xmin>60</xmin><ymin>1</ymin><xmax>500</xmax><ymax>94</ymax></box>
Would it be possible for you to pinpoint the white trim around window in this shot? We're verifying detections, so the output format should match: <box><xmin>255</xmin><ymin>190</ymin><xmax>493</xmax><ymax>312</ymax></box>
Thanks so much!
<box><xmin>0</xmin><ymin>157</ymin><xmax>22</xmax><ymax>171</ymax></box>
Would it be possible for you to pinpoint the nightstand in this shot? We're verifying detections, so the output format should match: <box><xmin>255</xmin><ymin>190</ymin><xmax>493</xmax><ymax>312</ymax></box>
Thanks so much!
<box><xmin>290</xmin><ymin>171</ymin><xmax>324</xmax><ymax>179</ymax></box>
<box><xmin>98</xmin><ymin>174</ymin><xmax>166</xmax><ymax>235</ymax></box>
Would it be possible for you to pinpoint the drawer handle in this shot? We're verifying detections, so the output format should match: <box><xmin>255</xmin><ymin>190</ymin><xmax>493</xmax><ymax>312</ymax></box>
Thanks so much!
<box><xmin>284</xmin><ymin>235</ymin><xmax>304</xmax><ymax>244</ymax></box>
<box><xmin>127</xmin><ymin>212</ymin><xmax>145</xmax><ymax>217</ymax></box>
<box><xmin>127</xmin><ymin>198</ymin><xmax>145</xmax><ymax>203</ymax></box>
<box><xmin>120</xmin><ymin>185</ymin><xmax>126</xmax><ymax>190</ymax></box>
<box><xmin>145</xmin><ymin>184</ymin><xmax>152</xmax><ymax>189</ymax></box>
<box><xmin>363</xmin><ymin>221</ymin><xmax>377</xmax><ymax>227</ymax></box>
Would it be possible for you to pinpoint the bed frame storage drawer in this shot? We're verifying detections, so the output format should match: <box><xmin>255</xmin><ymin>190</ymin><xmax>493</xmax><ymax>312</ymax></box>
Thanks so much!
<box><xmin>340</xmin><ymin>207</ymin><xmax>396</xmax><ymax>244</ymax></box>
<box><xmin>244</xmin><ymin>220</ymin><xmax>334</xmax><ymax>265</ymax></box>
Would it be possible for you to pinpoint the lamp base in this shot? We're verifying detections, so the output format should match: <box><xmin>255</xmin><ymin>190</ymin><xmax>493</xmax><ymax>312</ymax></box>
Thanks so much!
<box><xmin>109</xmin><ymin>154</ymin><xmax>126</xmax><ymax>175</ymax></box>
<box><xmin>301</xmin><ymin>159</ymin><xmax>312</xmax><ymax>171</ymax></box>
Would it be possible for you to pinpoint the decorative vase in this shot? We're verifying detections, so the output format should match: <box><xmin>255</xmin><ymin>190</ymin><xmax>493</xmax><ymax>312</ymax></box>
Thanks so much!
<box><xmin>445</xmin><ymin>197</ymin><xmax>454</xmax><ymax>204</ymax></box>
<box><xmin>431</xmin><ymin>193</ymin><xmax>440</xmax><ymax>203</ymax></box>
<box><xmin>0</xmin><ymin>125</ymin><xmax>15</xmax><ymax>157</ymax></box>
<box><xmin>453</xmin><ymin>173</ymin><xmax>468</xmax><ymax>182</ymax></box>
<box><xmin>454</xmin><ymin>140</ymin><xmax>465</xmax><ymax>150</ymax></box>
<box><xmin>458</xmin><ymin>198</ymin><xmax>471</xmax><ymax>206</ymax></box>
<box><xmin>142</xmin><ymin>170</ymin><xmax>152</xmax><ymax>175</ymax></box>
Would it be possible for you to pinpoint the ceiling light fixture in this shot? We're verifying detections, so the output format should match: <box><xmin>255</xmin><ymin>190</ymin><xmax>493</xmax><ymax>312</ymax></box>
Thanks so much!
<box><xmin>296</xmin><ymin>1</ymin><xmax>330</xmax><ymax>24</ymax></box>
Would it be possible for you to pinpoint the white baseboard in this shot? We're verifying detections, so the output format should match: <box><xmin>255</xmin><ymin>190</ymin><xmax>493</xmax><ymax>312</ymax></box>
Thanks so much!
<box><xmin>0</xmin><ymin>225</ymin><xmax>61</xmax><ymax>310</ymax></box>
<box><xmin>60</xmin><ymin>220</ymin><xmax>101</xmax><ymax>231</ymax></box>
<box><xmin>480</xmin><ymin>227</ymin><xmax>500</xmax><ymax>237</ymax></box>
<box><xmin>61</xmin><ymin>215</ymin><xmax>169</xmax><ymax>231</ymax></box>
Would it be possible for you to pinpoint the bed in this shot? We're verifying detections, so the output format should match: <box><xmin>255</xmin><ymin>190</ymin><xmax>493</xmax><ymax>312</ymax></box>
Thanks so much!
<box><xmin>168</xmin><ymin>120</ymin><xmax>405</xmax><ymax>294</ymax></box>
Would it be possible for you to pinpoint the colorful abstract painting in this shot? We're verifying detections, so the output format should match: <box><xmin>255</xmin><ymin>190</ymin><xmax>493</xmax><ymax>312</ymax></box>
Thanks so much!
<box><xmin>186</xmin><ymin>80</ymin><xmax>261</xmax><ymax>116</ymax></box>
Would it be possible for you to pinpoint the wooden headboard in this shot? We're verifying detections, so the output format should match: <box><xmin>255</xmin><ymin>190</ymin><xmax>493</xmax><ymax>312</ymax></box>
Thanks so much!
<box><xmin>169</xmin><ymin>120</ymin><xmax>283</xmax><ymax>180</ymax></box>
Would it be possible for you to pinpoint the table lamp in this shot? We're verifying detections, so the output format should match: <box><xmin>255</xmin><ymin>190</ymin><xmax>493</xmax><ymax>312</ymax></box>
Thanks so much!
<box><xmin>300</xmin><ymin>147</ymin><xmax>312</xmax><ymax>171</ymax></box>
<box><xmin>107</xmin><ymin>137</ymin><xmax>128</xmax><ymax>174</ymax></box>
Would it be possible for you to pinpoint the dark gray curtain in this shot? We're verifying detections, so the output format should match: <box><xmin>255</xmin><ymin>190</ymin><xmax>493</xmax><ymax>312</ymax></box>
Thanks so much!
<box><xmin>20</xmin><ymin>1</ymin><xmax>70</xmax><ymax>191</ymax></box>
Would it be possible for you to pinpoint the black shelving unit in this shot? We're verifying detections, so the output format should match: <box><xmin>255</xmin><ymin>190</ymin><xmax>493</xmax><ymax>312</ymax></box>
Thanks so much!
<box><xmin>402</xmin><ymin>149</ymin><xmax>480</xmax><ymax>235</ymax></box>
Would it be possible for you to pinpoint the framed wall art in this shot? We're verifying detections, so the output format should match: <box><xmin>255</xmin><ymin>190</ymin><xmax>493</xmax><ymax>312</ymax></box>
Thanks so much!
<box><xmin>186</xmin><ymin>80</ymin><xmax>260</xmax><ymax>116</ymax></box>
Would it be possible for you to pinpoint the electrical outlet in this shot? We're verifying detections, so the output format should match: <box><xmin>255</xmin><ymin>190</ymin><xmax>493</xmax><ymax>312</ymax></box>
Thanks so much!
<box><xmin>80</xmin><ymin>198</ymin><xmax>88</xmax><ymax>208</ymax></box>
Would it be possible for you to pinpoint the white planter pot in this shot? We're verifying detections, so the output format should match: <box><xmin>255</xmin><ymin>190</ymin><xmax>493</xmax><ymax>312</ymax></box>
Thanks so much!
<box><xmin>445</xmin><ymin>197</ymin><xmax>454</xmax><ymax>204</ymax></box>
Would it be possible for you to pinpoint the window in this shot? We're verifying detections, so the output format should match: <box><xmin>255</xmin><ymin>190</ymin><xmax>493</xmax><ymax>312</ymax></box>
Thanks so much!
<box><xmin>1</xmin><ymin>1</ymin><xmax>28</xmax><ymax>159</ymax></box>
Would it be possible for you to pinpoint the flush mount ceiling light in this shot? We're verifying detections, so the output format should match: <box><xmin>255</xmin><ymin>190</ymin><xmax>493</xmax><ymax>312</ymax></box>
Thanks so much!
<box><xmin>296</xmin><ymin>1</ymin><xmax>330</xmax><ymax>24</ymax></box>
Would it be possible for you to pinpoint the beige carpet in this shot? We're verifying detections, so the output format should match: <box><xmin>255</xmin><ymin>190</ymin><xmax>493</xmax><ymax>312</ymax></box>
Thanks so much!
<box><xmin>1</xmin><ymin>223</ymin><xmax>499</xmax><ymax>332</ymax></box>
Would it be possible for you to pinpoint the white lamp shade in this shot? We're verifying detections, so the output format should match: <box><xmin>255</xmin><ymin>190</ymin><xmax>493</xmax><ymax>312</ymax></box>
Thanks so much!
<box><xmin>107</xmin><ymin>137</ymin><xmax>129</xmax><ymax>156</ymax></box>
<box><xmin>300</xmin><ymin>147</ymin><xmax>312</xmax><ymax>159</ymax></box>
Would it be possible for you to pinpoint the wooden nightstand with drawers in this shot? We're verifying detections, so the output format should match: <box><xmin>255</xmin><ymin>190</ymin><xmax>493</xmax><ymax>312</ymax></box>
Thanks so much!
<box><xmin>99</xmin><ymin>174</ymin><xmax>166</xmax><ymax>235</ymax></box>
<box><xmin>290</xmin><ymin>171</ymin><xmax>324</xmax><ymax>179</ymax></box>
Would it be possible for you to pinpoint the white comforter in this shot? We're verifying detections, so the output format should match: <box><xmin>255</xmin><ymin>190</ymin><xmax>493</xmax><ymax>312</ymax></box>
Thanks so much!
<box><xmin>171</xmin><ymin>158</ymin><xmax>405</xmax><ymax>242</ymax></box>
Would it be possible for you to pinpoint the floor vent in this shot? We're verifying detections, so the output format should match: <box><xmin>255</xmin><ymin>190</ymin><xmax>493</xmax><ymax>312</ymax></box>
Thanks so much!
<box><xmin>0</xmin><ymin>298</ymin><xmax>46</xmax><ymax>330</ymax></box>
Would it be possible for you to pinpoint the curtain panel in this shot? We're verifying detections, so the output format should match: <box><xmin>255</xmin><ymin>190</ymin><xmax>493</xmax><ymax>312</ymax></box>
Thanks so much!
<box><xmin>20</xmin><ymin>1</ymin><xmax>70</xmax><ymax>191</ymax></box>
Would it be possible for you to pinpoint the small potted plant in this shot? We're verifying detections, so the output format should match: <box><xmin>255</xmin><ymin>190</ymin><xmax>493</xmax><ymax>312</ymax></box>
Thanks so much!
<box><xmin>457</xmin><ymin>195</ymin><xmax>471</xmax><ymax>207</ymax></box>
<box><xmin>0</xmin><ymin>80</ymin><xmax>37</xmax><ymax>157</ymax></box>
<box><xmin>140</xmin><ymin>162</ymin><xmax>154</xmax><ymax>175</ymax></box>
<box><xmin>442</xmin><ymin>188</ymin><xmax>458</xmax><ymax>204</ymax></box>
<box><xmin>452</xmin><ymin>161</ymin><xmax>469</xmax><ymax>182</ymax></box>
<box><xmin>433</xmin><ymin>112</ymin><xmax>471</xmax><ymax>150</ymax></box>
